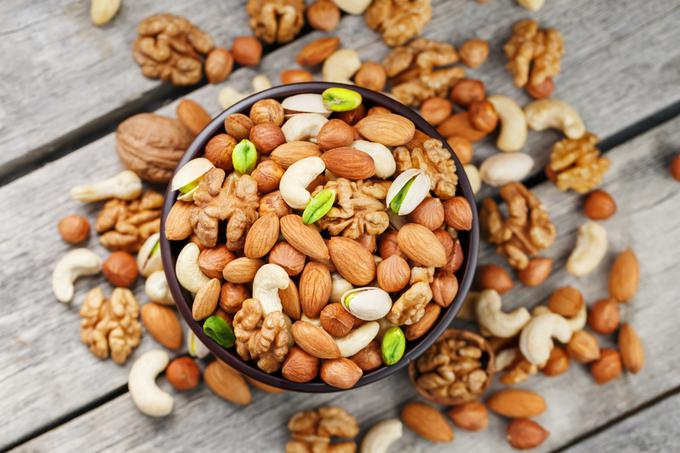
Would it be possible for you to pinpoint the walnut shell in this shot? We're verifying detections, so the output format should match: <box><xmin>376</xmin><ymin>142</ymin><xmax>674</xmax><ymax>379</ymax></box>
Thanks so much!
<box><xmin>116</xmin><ymin>113</ymin><xmax>194</xmax><ymax>183</ymax></box>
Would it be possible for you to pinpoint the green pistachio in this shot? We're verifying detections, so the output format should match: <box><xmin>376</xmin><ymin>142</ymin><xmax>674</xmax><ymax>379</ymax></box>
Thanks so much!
<box><xmin>150</xmin><ymin>241</ymin><xmax>160</xmax><ymax>257</ymax></box>
<box><xmin>232</xmin><ymin>139</ymin><xmax>258</xmax><ymax>174</ymax></box>
<box><xmin>389</xmin><ymin>177</ymin><xmax>414</xmax><ymax>214</ymax></box>
<box><xmin>203</xmin><ymin>315</ymin><xmax>235</xmax><ymax>348</ymax></box>
<box><xmin>381</xmin><ymin>326</ymin><xmax>406</xmax><ymax>366</ymax></box>
<box><xmin>302</xmin><ymin>189</ymin><xmax>336</xmax><ymax>224</ymax></box>
<box><xmin>322</xmin><ymin>87</ymin><xmax>363</xmax><ymax>112</ymax></box>
<box><xmin>179</xmin><ymin>179</ymin><xmax>199</xmax><ymax>194</ymax></box>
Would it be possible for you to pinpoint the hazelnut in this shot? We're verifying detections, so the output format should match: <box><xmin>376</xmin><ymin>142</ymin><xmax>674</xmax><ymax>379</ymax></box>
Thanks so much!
<box><xmin>224</xmin><ymin>113</ymin><xmax>252</xmax><ymax>141</ymax></box>
<box><xmin>443</xmin><ymin>196</ymin><xmax>473</xmax><ymax>231</ymax></box>
<box><xmin>433</xmin><ymin>229</ymin><xmax>454</xmax><ymax>259</ymax></box>
<box><xmin>58</xmin><ymin>214</ymin><xmax>90</xmax><ymax>244</ymax></box>
<box><xmin>335</xmin><ymin>105</ymin><xmax>366</xmax><ymax>125</ymax></box>
<box><xmin>431</xmin><ymin>271</ymin><xmax>458</xmax><ymax>307</ymax></box>
<box><xmin>476</xmin><ymin>264</ymin><xmax>514</xmax><ymax>294</ymax></box>
<box><xmin>517</xmin><ymin>257</ymin><xmax>553</xmax><ymax>287</ymax></box>
<box><xmin>231</xmin><ymin>36</ymin><xmax>262</xmax><ymax>66</ymax></box>
<box><xmin>468</xmin><ymin>100</ymin><xmax>498</xmax><ymax>133</ymax></box>
<box><xmin>282</xmin><ymin>346</ymin><xmax>319</xmax><ymax>382</ymax></box>
<box><xmin>353</xmin><ymin>61</ymin><xmax>387</xmax><ymax>92</ymax></box>
<box><xmin>548</xmin><ymin>287</ymin><xmax>584</xmax><ymax>318</ymax></box>
<box><xmin>252</xmin><ymin>160</ymin><xmax>284</xmax><ymax>193</ymax></box>
<box><xmin>420</xmin><ymin>97</ymin><xmax>452</xmax><ymax>126</ymax></box>
<box><xmin>204</xmin><ymin>47</ymin><xmax>233</xmax><ymax>84</ymax></box>
<box><xmin>166</xmin><ymin>357</ymin><xmax>201</xmax><ymax>391</ymax></box>
<box><xmin>367</xmin><ymin>106</ymin><xmax>391</xmax><ymax>116</ymax></box>
<box><xmin>320</xmin><ymin>303</ymin><xmax>356</xmax><ymax>337</ymax></box>
<box><xmin>670</xmin><ymin>154</ymin><xmax>680</xmax><ymax>181</ymax></box>
<box><xmin>437</xmin><ymin>112</ymin><xmax>488</xmax><ymax>142</ymax></box>
<box><xmin>591</xmin><ymin>348</ymin><xmax>622</xmax><ymax>385</ymax></box>
<box><xmin>526</xmin><ymin>77</ymin><xmax>555</xmax><ymax>99</ymax></box>
<box><xmin>450</xmin><ymin>79</ymin><xmax>485</xmax><ymax>107</ymax></box>
<box><xmin>306</xmin><ymin>0</ymin><xmax>340</xmax><ymax>31</ymax></box>
<box><xmin>378</xmin><ymin>230</ymin><xmax>405</xmax><ymax>259</ymax></box>
<box><xmin>409</xmin><ymin>197</ymin><xmax>445</xmax><ymax>230</ymax></box>
<box><xmin>249</xmin><ymin>123</ymin><xmax>285</xmax><ymax>154</ymax></box>
<box><xmin>446</xmin><ymin>136</ymin><xmax>473</xmax><ymax>165</ymax></box>
<box><xmin>204</xmin><ymin>134</ymin><xmax>236</xmax><ymax>170</ymax></box>
<box><xmin>250</xmin><ymin>99</ymin><xmax>284</xmax><ymax>126</ymax></box>
<box><xmin>583</xmin><ymin>189</ymin><xmax>617</xmax><ymax>220</ymax></box>
<box><xmin>198</xmin><ymin>245</ymin><xmax>235</xmax><ymax>279</ymax></box>
<box><xmin>102</xmin><ymin>251</ymin><xmax>138</xmax><ymax>287</ymax></box>
<box><xmin>377</xmin><ymin>255</ymin><xmax>410</xmax><ymax>292</ymax></box>
<box><xmin>219</xmin><ymin>282</ymin><xmax>250</xmax><ymax>313</ymax></box>
<box><xmin>356</xmin><ymin>233</ymin><xmax>377</xmax><ymax>253</ymax></box>
<box><xmin>506</xmin><ymin>418</ymin><xmax>549</xmax><ymax>449</ymax></box>
<box><xmin>316</xmin><ymin>119</ymin><xmax>355</xmax><ymax>150</ymax></box>
<box><xmin>459</xmin><ymin>39</ymin><xmax>489</xmax><ymax>68</ymax></box>
<box><xmin>280</xmin><ymin>69</ymin><xmax>314</xmax><ymax>84</ymax></box>
<box><xmin>589</xmin><ymin>297</ymin><xmax>620</xmax><ymax>334</ymax></box>
<box><xmin>447</xmin><ymin>401</ymin><xmax>488</xmax><ymax>431</ymax></box>
<box><xmin>567</xmin><ymin>330</ymin><xmax>601</xmax><ymax>363</ymax></box>
<box><xmin>442</xmin><ymin>238</ymin><xmax>465</xmax><ymax>274</ymax></box>
<box><xmin>350</xmin><ymin>341</ymin><xmax>382</xmax><ymax>371</ymax></box>
<box><xmin>259</xmin><ymin>191</ymin><xmax>292</xmax><ymax>217</ymax></box>
<box><xmin>268</xmin><ymin>242</ymin><xmax>306</xmax><ymax>275</ymax></box>
<box><xmin>542</xmin><ymin>346</ymin><xmax>570</xmax><ymax>376</ymax></box>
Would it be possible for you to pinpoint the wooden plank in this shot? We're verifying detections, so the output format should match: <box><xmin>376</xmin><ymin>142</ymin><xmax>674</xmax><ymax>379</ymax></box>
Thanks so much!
<box><xmin>12</xmin><ymin>115</ymin><xmax>680</xmax><ymax>453</ymax></box>
<box><xmin>562</xmin><ymin>393</ymin><xmax>680</xmax><ymax>453</ymax></box>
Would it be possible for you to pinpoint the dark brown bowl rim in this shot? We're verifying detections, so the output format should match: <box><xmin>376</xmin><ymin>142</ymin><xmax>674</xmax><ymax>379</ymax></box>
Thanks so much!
<box><xmin>161</xmin><ymin>82</ymin><xmax>479</xmax><ymax>393</ymax></box>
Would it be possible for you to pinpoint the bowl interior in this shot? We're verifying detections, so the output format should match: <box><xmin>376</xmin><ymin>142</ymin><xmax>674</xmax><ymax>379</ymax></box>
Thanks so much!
<box><xmin>161</xmin><ymin>82</ymin><xmax>479</xmax><ymax>392</ymax></box>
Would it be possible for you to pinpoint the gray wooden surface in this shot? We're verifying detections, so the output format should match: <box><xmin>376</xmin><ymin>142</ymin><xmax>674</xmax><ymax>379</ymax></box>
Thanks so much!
<box><xmin>1</xmin><ymin>0</ymin><xmax>679</xmax><ymax>451</ymax></box>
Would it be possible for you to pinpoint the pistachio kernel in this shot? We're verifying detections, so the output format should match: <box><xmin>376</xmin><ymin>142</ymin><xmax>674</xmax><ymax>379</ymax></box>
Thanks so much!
<box><xmin>381</xmin><ymin>326</ymin><xmax>406</xmax><ymax>365</ymax></box>
<box><xmin>322</xmin><ymin>87</ymin><xmax>362</xmax><ymax>112</ymax></box>
<box><xmin>179</xmin><ymin>180</ymin><xmax>199</xmax><ymax>194</ymax></box>
<box><xmin>302</xmin><ymin>189</ymin><xmax>336</xmax><ymax>224</ymax></box>
<box><xmin>232</xmin><ymin>139</ymin><xmax>258</xmax><ymax>174</ymax></box>
<box><xmin>203</xmin><ymin>315</ymin><xmax>235</xmax><ymax>348</ymax></box>
<box><xmin>150</xmin><ymin>241</ymin><xmax>160</xmax><ymax>257</ymax></box>
<box><xmin>389</xmin><ymin>177</ymin><xmax>414</xmax><ymax>213</ymax></box>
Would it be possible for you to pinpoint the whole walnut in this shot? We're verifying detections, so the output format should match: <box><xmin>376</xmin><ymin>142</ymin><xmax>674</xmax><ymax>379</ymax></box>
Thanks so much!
<box><xmin>116</xmin><ymin>113</ymin><xmax>194</xmax><ymax>183</ymax></box>
<box><xmin>247</xmin><ymin>0</ymin><xmax>305</xmax><ymax>44</ymax></box>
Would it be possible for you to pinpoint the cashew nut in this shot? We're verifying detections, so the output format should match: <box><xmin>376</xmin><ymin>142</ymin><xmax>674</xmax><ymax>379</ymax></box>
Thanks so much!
<box><xmin>52</xmin><ymin>248</ymin><xmax>102</xmax><ymax>303</ymax></box>
<box><xmin>218</xmin><ymin>87</ymin><xmax>248</xmax><ymax>109</ymax></box>
<box><xmin>281</xmin><ymin>113</ymin><xmax>329</xmax><ymax>142</ymax></box>
<box><xmin>332</xmin><ymin>0</ymin><xmax>372</xmax><ymax>15</ymax></box>
<box><xmin>519</xmin><ymin>313</ymin><xmax>573</xmax><ymax>366</ymax></box>
<box><xmin>487</xmin><ymin>95</ymin><xmax>528</xmax><ymax>152</ymax></box>
<box><xmin>361</xmin><ymin>418</ymin><xmax>403</xmax><ymax>453</ymax></box>
<box><xmin>145</xmin><ymin>270</ymin><xmax>174</xmax><ymax>305</ymax></box>
<box><xmin>137</xmin><ymin>233</ymin><xmax>162</xmax><ymax>277</ymax></box>
<box><xmin>517</xmin><ymin>0</ymin><xmax>544</xmax><ymax>11</ymax></box>
<box><xmin>187</xmin><ymin>330</ymin><xmax>210</xmax><ymax>359</ymax></box>
<box><xmin>463</xmin><ymin>164</ymin><xmax>481</xmax><ymax>194</ymax></box>
<box><xmin>480</xmin><ymin>153</ymin><xmax>534</xmax><ymax>187</ymax></box>
<box><xmin>70</xmin><ymin>170</ymin><xmax>142</xmax><ymax>202</ymax></box>
<box><xmin>128</xmin><ymin>349</ymin><xmax>174</xmax><ymax>417</ymax></box>
<box><xmin>495</xmin><ymin>347</ymin><xmax>520</xmax><ymax>372</ymax></box>
<box><xmin>322</xmin><ymin>49</ymin><xmax>361</xmax><ymax>83</ymax></box>
<box><xmin>279</xmin><ymin>156</ymin><xmax>326</xmax><ymax>209</ymax></box>
<box><xmin>252</xmin><ymin>264</ymin><xmax>290</xmax><ymax>314</ymax></box>
<box><xmin>566</xmin><ymin>221</ymin><xmax>607</xmax><ymax>276</ymax></box>
<box><xmin>476</xmin><ymin>289</ymin><xmax>531</xmax><ymax>338</ymax></box>
<box><xmin>335</xmin><ymin>321</ymin><xmax>380</xmax><ymax>357</ymax></box>
<box><xmin>331</xmin><ymin>273</ymin><xmax>353</xmax><ymax>303</ymax></box>
<box><xmin>524</xmin><ymin>99</ymin><xmax>586</xmax><ymax>139</ymax></box>
<box><xmin>352</xmin><ymin>140</ymin><xmax>397</xmax><ymax>178</ymax></box>
<box><xmin>176</xmin><ymin>242</ymin><xmax>210</xmax><ymax>293</ymax></box>
<box><xmin>252</xmin><ymin>74</ymin><xmax>272</xmax><ymax>92</ymax></box>
<box><xmin>533</xmin><ymin>302</ymin><xmax>586</xmax><ymax>333</ymax></box>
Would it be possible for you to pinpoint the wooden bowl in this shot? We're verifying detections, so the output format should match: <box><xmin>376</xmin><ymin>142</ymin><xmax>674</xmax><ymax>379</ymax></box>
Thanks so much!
<box><xmin>408</xmin><ymin>328</ymin><xmax>495</xmax><ymax>405</ymax></box>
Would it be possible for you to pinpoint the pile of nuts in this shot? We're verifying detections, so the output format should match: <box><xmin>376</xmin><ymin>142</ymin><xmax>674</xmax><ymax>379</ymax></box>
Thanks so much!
<box><xmin>165</xmin><ymin>87</ymin><xmax>473</xmax><ymax>389</ymax></box>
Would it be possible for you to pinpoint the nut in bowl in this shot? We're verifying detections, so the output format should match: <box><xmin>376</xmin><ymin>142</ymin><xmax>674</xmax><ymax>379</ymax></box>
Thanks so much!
<box><xmin>161</xmin><ymin>82</ymin><xmax>479</xmax><ymax>392</ymax></box>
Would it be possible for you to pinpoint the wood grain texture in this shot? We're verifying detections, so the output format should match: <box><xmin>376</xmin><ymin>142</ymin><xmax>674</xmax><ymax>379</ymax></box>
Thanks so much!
<box><xmin>12</xmin><ymin>116</ymin><xmax>680</xmax><ymax>453</ymax></box>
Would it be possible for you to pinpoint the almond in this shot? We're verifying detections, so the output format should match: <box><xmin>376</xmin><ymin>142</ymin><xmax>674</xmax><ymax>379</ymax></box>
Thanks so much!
<box><xmin>447</xmin><ymin>401</ymin><xmax>488</xmax><ymax>432</ymax></box>
<box><xmin>282</xmin><ymin>346</ymin><xmax>320</xmax><ymax>382</ymax></box>
<box><xmin>166</xmin><ymin>357</ymin><xmax>201</xmax><ymax>391</ymax></box>
<box><xmin>355</xmin><ymin>113</ymin><xmax>416</xmax><ymax>146</ymax></box>
<box><xmin>204</xmin><ymin>360</ymin><xmax>252</xmax><ymax>405</ymax></box>
<box><xmin>397</xmin><ymin>223</ymin><xmax>448</xmax><ymax>267</ymax></box>
<box><xmin>409</xmin><ymin>197</ymin><xmax>445</xmax><ymax>231</ymax></box>
<box><xmin>222</xmin><ymin>257</ymin><xmax>264</xmax><ymax>283</ymax></box>
<box><xmin>476</xmin><ymin>264</ymin><xmax>514</xmax><ymax>294</ymax></box>
<box><xmin>517</xmin><ymin>257</ymin><xmax>553</xmax><ymax>287</ymax></box>
<box><xmin>583</xmin><ymin>189</ymin><xmax>617</xmax><ymax>220</ymax></box>
<box><xmin>192</xmin><ymin>278</ymin><xmax>221</xmax><ymax>320</ymax></box>
<box><xmin>246</xmin><ymin>377</ymin><xmax>284</xmax><ymax>394</ymax></box>
<box><xmin>350</xmin><ymin>341</ymin><xmax>382</xmax><ymax>371</ymax></box>
<box><xmin>165</xmin><ymin>201</ymin><xmax>195</xmax><ymax>240</ymax></box>
<box><xmin>608</xmin><ymin>249</ymin><xmax>640</xmax><ymax>302</ymax></box>
<box><xmin>299</xmin><ymin>262</ymin><xmax>332</xmax><ymax>318</ymax></box>
<box><xmin>280</xmin><ymin>214</ymin><xmax>330</xmax><ymax>261</ymax></box>
<box><xmin>506</xmin><ymin>418</ymin><xmax>549</xmax><ymax>449</ymax></box>
<box><xmin>542</xmin><ymin>346</ymin><xmax>570</xmax><ymax>376</ymax></box>
<box><xmin>296</xmin><ymin>37</ymin><xmax>340</xmax><ymax>66</ymax></box>
<box><xmin>321</xmin><ymin>147</ymin><xmax>376</xmax><ymax>180</ymax></box>
<box><xmin>401</xmin><ymin>402</ymin><xmax>454</xmax><ymax>443</ymax></box>
<box><xmin>280</xmin><ymin>69</ymin><xmax>314</xmax><ymax>84</ymax></box>
<box><xmin>316</xmin><ymin>119</ymin><xmax>355</xmax><ymax>150</ymax></box>
<box><xmin>271</xmin><ymin>141</ymin><xmax>321</xmax><ymax>169</ymax></box>
<box><xmin>141</xmin><ymin>303</ymin><xmax>183</xmax><ymax>350</ymax></box>
<box><xmin>591</xmin><ymin>348</ymin><xmax>622</xmax><ymax>385</ymax></box>
<box><xmin>567</xmin><ymin>330</ymin><xmax>601</xmax><ymax>363</ymax></box>
<box><xmin>320</xmin><ymin>358</ymin><xmax>363</xmax><ymax>389</ymax></box>
<box><xmin>487</xmin><ymin>389</ymin><xmax>546</xmax><ymax>418</ymax></box>
<box><xmin>377</xmin><ymin>255</ymin><xmax>410</xmax><ymax>292</ymax></box>
<box><xmin>328</xmin><ymin>237</ymin><xmax>376</xmax><ymax>285</ymax></box>
<box><xmin>244</xmin><ymin>213</ymin><xmax>280</xmax><ymax>258</ymax></box>
<box><xmin>589</xmin><ymin>297</ymin><xmax>620</xmax><ymax>334</ymax></box>
<box><xmin>619</xmin><ymin>324</ymin><xmax>644</xmax><ymax>373</ymax></box>
<box><xmin>198</xmin><ymin>245</ymin><xmax>235</xmax><ymax>279</ymax></box>
<box><xmin>279</xmin><ymin>280</ymin><xmax>301</xmax><ymax>320</ymax></box>
<box><xmin>547</xmin><ymin>287</ymin><xmax>583</xmax><ymax>318</ymax></box>
<box><xmin>291</xmin><ymin>321</ymin><xmax>341</xmax><ymax>359</ymax></box>
<box><xmin>176</xmin><ymin>99</ymin><xmax>211</xmax><ymax>136</ymax></box>
<box><xmin>404</xmin><ymin>303</ymin><xmax>441</xmax><ymax>340</ymax></box>
<box><xmin>443</xmin><ymin>196</ymin><xmax>473</xmax><ymax>231</ymax></box>
<box><xmin>320</xmin><ymin>303</ymin><xmax>356</xmax><ymax>337</ymax></box>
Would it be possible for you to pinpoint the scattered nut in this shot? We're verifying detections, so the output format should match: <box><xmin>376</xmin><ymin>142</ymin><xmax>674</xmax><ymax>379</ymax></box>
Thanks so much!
<box><xmin>583</xmin><ymin>189</ymin><xmax>617</xmax><ymax>220</ymax></box>
<box><xmin>591</xmin><ymin>348</ymin><xmax>622</xmax><ymax>385</ymax></box>
<box><xmin>306</xmin><ymin>0</ymin><xmax>340</xmax><ymax>31</ymax></box>
<box><xmin>103</xmin><ymin>251</ymin><xmax>138</xmax><ymax>288</ymax></box>
<box><xmin>58</xmin><ymin>215</ymin><xmax>90</xmax><ymax>244</ymax></box>
<box><xmin>588</xmin><ymin>297</ymin><xmax>620</xmax><ymax>334</ymax></box>
<box><xmin>166</xmin><ymin>357</ymin><xmax>201</xmax><ymax>391</ymax></box>
<box><xmin>231</xmin><ymin>36</ymin><xmax>263</xmax><ymax>66</ymax></box>
<box><xmin>459</xmin><ymin>39</ymin><xmax>489</xmax><ymax>68</ymax></box>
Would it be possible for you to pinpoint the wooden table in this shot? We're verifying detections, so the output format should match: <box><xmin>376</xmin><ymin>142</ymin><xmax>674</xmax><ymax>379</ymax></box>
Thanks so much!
<box><xmin>1</xmin><ymin>0</ymin><xmax>678</xmax><ymax>451</ymax></box>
